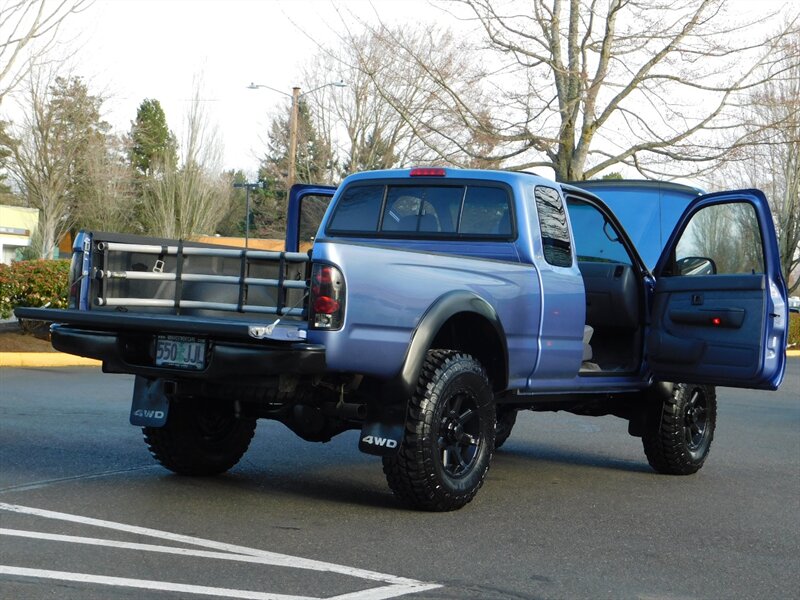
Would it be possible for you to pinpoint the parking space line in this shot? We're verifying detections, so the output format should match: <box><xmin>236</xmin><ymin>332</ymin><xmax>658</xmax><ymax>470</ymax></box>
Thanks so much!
<box><xmin>0</xmin><ymin>566</ymin><xmax>315</xmax><ymax>600</ymax></box>
<box><xmin>0</xmin><ymin>503</ymin><xmax>441</xmax><ymax>599</ymax></box>
<box><xmin>326</xmin><ymin>584</ymin><xmax>444</xmax><ymax>600</ymax></box>
<box><xmin>0</xmin><ymin>527</ymin><xmax>349</xmax><ymax>566</ymax></box>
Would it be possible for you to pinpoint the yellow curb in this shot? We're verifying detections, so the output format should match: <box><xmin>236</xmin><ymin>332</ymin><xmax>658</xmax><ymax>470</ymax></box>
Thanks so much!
<box><xmin>0</xmin><ymin>352</ymin><xmax>101</xmax><ymax>367</ymax></box>
<box><xmin>787</xmin><ymin>349</ymin><xmax>800</xmax><ymax>358</ymax></box>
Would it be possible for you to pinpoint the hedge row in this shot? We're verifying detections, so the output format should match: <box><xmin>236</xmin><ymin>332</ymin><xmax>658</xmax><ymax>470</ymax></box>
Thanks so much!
<box><xmin>790</xmin><ymin>311</ymin><xmax>800</xmax><ymax>348</ymax></box>
<box><xmin>0</xmin><ymin>259</ymin><xmax>70</xmax><ymax>319</ymax></box>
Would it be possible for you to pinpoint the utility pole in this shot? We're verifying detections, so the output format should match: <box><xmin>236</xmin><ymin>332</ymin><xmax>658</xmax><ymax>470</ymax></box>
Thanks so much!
<box><xmin>287</xmin><ymin>86</ymin><xmax>301</xmax><ymax>191</ymax></box>
<box><xmin>247</xmin><ymin>80</ymin><xmax>346</xmax><ymax>194</ymax></box>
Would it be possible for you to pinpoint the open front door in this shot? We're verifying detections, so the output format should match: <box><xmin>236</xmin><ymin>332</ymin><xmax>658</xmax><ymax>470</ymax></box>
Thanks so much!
<box><xmin>648</xmin><ymin>189</ymin><xmax>788</xmax><ymax>390</ymax></box>
<box><xmin>285</xmin><ymin>184</ymin><xmax>337</xmax><ymax>252</ymax></box>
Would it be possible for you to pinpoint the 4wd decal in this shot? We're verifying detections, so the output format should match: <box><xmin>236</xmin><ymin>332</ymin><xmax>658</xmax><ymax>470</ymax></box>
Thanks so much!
<box><xmin>129</xmin><ymin>377</ymin><xmax>169</xmax><ymax>427</ymax></box>
<box><xmin>133</xmin><ymin>409</ymin><xmax>165</xmax><ymax>420</ymax></box>
<box><xmin>361</xmin><ymin>435</ymin><xmax>398</xmax><ymax>449</ymax></box>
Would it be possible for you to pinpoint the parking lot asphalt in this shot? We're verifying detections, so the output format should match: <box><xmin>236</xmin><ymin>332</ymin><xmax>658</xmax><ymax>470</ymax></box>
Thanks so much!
<box><xmin>0</xmin><ymin>360</ymin><xmax>798</xmax><ymax>599</ymax></box>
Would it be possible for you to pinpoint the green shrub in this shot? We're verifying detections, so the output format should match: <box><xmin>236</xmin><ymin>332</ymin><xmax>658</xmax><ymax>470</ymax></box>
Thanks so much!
<box><xmin>789</xmin><ymin>311</ymin><xmax>800</xmax><ymax>348</ymax></box>
<box><xmin>0</xmin><ymin>259</ymin><xmax>70</xmax><ymax>319</ymax></box>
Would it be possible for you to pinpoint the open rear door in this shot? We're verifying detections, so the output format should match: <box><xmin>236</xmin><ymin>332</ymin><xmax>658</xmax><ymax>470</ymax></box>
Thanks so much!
<box><xmin>285</xmin><ymin>184</ymin><xmax>337</xmax><ymax>252</ymax></box>
<box><xmin>648</xmin><ymin>189</ymin><xmax>788</xmax><ymax>390</ymax></box>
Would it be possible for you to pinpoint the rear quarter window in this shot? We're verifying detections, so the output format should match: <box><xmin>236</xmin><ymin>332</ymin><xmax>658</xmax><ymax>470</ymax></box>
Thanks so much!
<box><xmin>534</xmin><ymin>186</ymin><xmax>572</xmax><ymax>267</ymax></box>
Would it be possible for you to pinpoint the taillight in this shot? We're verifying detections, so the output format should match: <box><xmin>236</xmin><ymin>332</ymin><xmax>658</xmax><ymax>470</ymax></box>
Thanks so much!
<box><xmin>68</xmin><ymin>250</ymin><xmax>82</xmax><ymax>309</ymax></box>
<box><xmin>309</xmin><ymin>264</ymin><xmax>345</xmax><ymax>329</ymax></box>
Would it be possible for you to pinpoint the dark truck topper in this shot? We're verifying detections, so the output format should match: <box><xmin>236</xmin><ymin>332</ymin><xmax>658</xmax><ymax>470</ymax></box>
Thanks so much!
<box><xmin>17</xmin><ymin>168</ymin><xmax>788</xmax><ymax>511</ymax></box>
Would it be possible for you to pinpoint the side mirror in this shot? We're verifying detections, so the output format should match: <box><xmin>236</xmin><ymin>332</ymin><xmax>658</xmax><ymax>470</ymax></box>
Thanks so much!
<box><xmin>675</xmin><ymin>256</ymin><xmax>717</xmax><ymax>276</ymax></box>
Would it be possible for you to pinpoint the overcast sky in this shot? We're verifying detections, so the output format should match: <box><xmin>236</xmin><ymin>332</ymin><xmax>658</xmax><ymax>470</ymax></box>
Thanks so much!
<box><xmin>7</xmin><ymin>0</ymin><xmax>794</xmax><ymax>181</ymax></box>
<box><xmin>51</xmin><ymin>0</ymin><xmax>436</xmax><ymax>178</ymax></box>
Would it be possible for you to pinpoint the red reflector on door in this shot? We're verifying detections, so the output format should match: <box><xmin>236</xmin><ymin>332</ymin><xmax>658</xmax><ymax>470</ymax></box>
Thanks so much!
<box><xmin>711</xmin><ymin>317</ymin><xmax>722</xmax><ymax>326</ymax></box>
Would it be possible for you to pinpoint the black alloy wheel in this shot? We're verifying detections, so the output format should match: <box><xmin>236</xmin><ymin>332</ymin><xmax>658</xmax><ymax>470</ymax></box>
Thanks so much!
<box><xmin>438</xmin><ymin>388</ymin><xmax>482</xmax><ymax>477</ymax></box>
<box><xmin>683</xmin><ymin>387</ymin><xmax>711</xmax><ymax>457</ymax></box>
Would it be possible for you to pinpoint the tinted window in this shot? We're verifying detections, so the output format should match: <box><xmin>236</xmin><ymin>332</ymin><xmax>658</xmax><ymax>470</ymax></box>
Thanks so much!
<box><xmin>534</xmin><ymin>186</ymin><xmax>572</xmax><ymax>267</ymax></box>
<box><xmin>381</xmin><ymin>186</ymin><xmax>461</xmax><ymax>233</ymax></box>
<box><xmin>327</xmin><ymin>185</ymin><xmax>384</xmax><ymax>232</ymax></box>
<box><xmin>327</xmin><ymin>182</ymin><xmax>513</xmax><ymax>238</ymax></box>
<box><xmin>567</xmin><ymin>199</ymin><xmax>632</xmax><ymax>265</ymax></box>
<box><xmin>298</xmin><ymin>194</ymin><xmax>332</xmax><ymax>249</ymax></box>
<box><xmin>461</xmin><ymin>186</ymin><xmax>512</xmax><ymax>235</ymax></box>
<box><xmin>675</xmin><ymin>202</ymin><xmax>764</xmax><ymax>275</ymax></box>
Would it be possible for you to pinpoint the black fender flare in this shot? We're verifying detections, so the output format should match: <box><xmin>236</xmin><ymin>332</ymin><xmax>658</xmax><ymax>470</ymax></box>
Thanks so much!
<box><xmin>359</xmin><ymin>291</ymin><xmax>508</xmax><ymax>457</ymax></box>
<box><xmin>397</xmin><ymin>290</ymin><xmax>507</xmax><ymax>396</ymax></box>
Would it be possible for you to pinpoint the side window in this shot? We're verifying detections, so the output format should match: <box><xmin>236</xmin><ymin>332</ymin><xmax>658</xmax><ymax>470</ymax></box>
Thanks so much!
<box><xmin>327</xmin><ymin>185</ymin><xmax>384</xmax><ymax>232</ymax></box>
<box><xmin>566</xmin><ymin>199</ymin><xmax>632</xmax><ymax>266</ymax></box>
<box><xmin>460</xmin><ymin>186</ymin><xmax>512</xmax><ymax>236</ymax></box>
<box><xmin>674</xmin><ymin>202</ymin><xmax>764</xmax><ymax>275</ymax></box>
<box><xmin>534</xmin><ymin>186</ymin><xmax>572</xmax><ymax>267</ymax></box>
<box><xmin>298</xmin><ymin>194</ymin><xmax>332</xmax><ymax>251</ymax></box>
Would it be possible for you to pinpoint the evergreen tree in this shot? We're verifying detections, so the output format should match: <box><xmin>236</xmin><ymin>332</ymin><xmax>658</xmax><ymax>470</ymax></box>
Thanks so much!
<box><xmin>215</xmin><ymin>170</ymin><xmax>250</xmax><ymax>236</ymax></box>
<box><xmin>48</xmin><ymin>76</ymin><xmax>111</xmax><ymax>220</ymax></box>
<box><xmin>344</xmin><ymin>131</ymin><xmax>396</xmax><ymax>174</ymax></box>
<box><xmin>257</xmin><ymin>99</ymin><xmax>333</xmax><ymax>237</ymax></box>
<box><xmin>129</xmin><ymin>99</ymin><xmax>176</xmax><ymax>176</ymax></box>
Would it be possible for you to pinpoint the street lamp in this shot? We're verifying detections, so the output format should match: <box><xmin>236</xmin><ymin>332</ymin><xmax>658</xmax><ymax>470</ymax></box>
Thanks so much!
<box><xmin>232</xmin><ymin>181</ymin><xmax>263</xmax><ymax>249</ymax></box>
<box><xmin>247</xmin><ymin>80</ymin><xmax>346</xmax><ymax>190</ymax></box>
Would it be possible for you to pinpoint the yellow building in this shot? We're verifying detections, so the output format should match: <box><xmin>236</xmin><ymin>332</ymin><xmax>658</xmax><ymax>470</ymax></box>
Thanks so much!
<box><xmin>0</xmin><ymin>205</ymin><xmax>39</xmax><ymax>264</ymax></box>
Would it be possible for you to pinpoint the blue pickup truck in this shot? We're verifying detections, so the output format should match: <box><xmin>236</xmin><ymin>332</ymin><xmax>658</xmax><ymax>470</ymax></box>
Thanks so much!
<box><xmin>17</xmin><ymin>168</ymin><xmax>789</xmax><ymax>511</ymax></box>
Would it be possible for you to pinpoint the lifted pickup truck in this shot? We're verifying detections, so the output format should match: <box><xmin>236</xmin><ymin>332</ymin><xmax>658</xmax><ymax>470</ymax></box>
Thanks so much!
<box><xmin>18</xmin><ymin>168</ymin><xmax>789</xmax><ymax>511</ymax></box>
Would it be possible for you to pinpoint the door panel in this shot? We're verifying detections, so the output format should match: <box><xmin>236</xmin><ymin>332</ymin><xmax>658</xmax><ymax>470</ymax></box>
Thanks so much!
<box><xmin>649</xmin><ymin>274</ymin><xmax>767</xmax><ymax>381</ymax></box>
<box><xmin>650</xmin><ymin>191</ymin><xmax>787</xmax><ymax>390</ymax></box>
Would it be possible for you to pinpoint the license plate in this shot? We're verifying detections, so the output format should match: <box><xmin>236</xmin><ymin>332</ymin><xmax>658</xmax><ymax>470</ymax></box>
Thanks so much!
<box><xmin>155</xmin><ymin>336</ymin><xmax>206</xmax><ymax>370</ymax></box>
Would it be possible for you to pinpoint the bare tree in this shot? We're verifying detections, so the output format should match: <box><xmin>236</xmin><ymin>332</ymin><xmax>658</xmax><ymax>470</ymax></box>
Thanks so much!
<box><xmin>362</xmin><ymin>0</ymin><xmax>797</xmax><ymax>181</ymax></box>
<box><xmin>706</xmin><ymin>29</ymin><xmax>800</xmax><ymax>293</ymax></box>
<box><xmin>0</xmin><ymin>0</ymin><xmax>91</xmax><ymax>103</ymax></box>
<box><xmin>138</xmin><ymin>80</ymin><xmax>230</xmax><ymax>239</ymax></box>
<box><xmin>303</xmin><ymin>26</ymin><xmax>451</xmax><ymax>176</ymax></box>
<box><xmin>0</xmin><ymin>71</ymin><xmax>103</xmax><ymax>258</ymax></box>
<box><xmin>75</xmin><ymin>134</ymin><xmax>136</xmax><ymax>233</ymax></box>
<box><xmin>300</xmin><ymin>17</ymin><xmax>498</xmax><ymax>177</ymax></box>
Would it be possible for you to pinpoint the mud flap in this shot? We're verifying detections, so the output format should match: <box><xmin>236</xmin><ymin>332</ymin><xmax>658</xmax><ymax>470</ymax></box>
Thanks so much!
<box><xmin>130</xmin><ymin>376</ymin><xmax>169</xmax><ymax>427</ymax></box>
<box><xmin>358</xmin><ymin>397</ymin><xmax>406</xmax><ymax>456</ymax></box>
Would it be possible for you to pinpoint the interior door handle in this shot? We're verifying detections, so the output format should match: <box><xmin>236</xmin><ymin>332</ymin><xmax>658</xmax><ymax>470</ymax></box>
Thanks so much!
<box><xmin>669</xmin><ymin>307</ymin><xmax>745</xmax><ymax>328</ymax></box>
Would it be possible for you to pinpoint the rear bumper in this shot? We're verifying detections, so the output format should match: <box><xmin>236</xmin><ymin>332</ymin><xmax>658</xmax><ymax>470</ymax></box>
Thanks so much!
<box><xmin>51</xmin><ymin>325</ymin><xmax>326</xmax><ymax>380</ymax></box>
<box><xmin>15</xmin><ymin>307</ymin><xmax>325</xmax><ymax>381</ymax></box>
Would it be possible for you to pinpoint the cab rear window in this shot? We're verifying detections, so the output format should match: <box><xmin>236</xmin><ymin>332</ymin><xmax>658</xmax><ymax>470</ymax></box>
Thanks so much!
<box><xmin>327</xmin><ymin>183</ymin><xmax>513</xmax><ymax>238</ymax></box>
